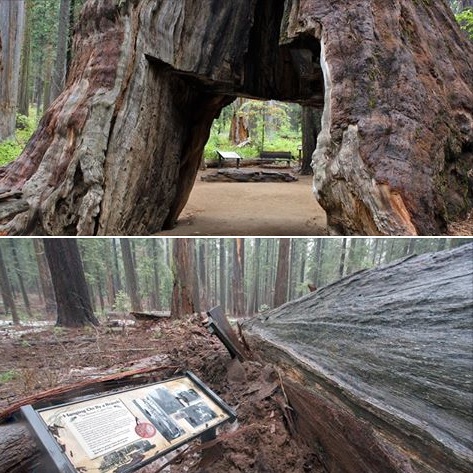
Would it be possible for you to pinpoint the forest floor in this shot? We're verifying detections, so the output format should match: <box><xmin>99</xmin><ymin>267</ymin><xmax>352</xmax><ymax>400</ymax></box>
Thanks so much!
<box><xmin>158</xmin><ymin>168</ymin><xmax>328</xmax><ymax>236</ymax></box>
<box><xmin>158</xmin><ymin>167</ymin><xmax>473</xmax><ymax>236</ymax></box>
<box><xmin>0</xmin><ymin>314</ymin><xmax>319</xmax><ymax>473</ymax></box>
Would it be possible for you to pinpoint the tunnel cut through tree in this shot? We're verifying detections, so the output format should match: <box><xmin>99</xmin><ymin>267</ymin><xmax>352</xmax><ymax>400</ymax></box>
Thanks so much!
<box><xmin>0</xmin><ymin>0</ymin><xmax>471</xmax><ymax>235</ymax></box>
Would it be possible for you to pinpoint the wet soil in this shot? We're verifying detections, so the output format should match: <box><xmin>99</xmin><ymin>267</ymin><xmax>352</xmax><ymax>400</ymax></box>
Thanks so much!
<box><xmin>0</xmin><ymin>315</ymin><xmax>319</xmax><ymax>473</ymax></box>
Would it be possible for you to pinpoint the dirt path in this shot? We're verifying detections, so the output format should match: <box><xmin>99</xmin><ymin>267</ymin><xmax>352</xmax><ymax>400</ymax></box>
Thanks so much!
<box><xmin>159</xmin><ymin>169</ymin><xmax>327</xmax><ymax>236</ymax></box>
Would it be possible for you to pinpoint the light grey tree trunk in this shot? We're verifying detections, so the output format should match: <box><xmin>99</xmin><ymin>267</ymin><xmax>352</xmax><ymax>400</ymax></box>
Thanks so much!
<box><xmin>0</xmin><ymin>0</ymin><xmax>25</xmax><ymax>140</ymax></box>
<box><xmin>51</xmin><ymin>0</ymin><xmax>71</xmax><ymax>102</ymax></box>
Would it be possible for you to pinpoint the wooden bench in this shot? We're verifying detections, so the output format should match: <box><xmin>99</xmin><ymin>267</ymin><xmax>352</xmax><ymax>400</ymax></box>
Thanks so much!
<box><xmin>216</xmin><ymin>150</ymin><xmax>241</xmax><ymax>168</ymax></box>
<box><xmin>258</xmin><ymin>151</ymin><xmax>293</xmax><ymax>167</ymax></box>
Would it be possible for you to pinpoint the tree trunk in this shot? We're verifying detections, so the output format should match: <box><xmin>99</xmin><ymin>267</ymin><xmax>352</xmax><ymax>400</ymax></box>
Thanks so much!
<box><xmin>120</xmin><ymin>238</ymin><xmax>142</xmax><ymax>312</ymax></box>
<box><xmin>18</xmin><ymin>0</ymin><xmax>31</xmax><ymax>117</ymax></box>
<box><xmin>274</xmin><ymin>238</ymin><xmax>291</xmax><ymax>307</ymax></box>
<box><xmin>171</xmin><ymin>239</ymin><xmax>197</xmax><ymax>317</ymax></box>
<box><xmin>0</xmin><ymin>244</ymin><xmax>19</xmax><ymax>324</ymax></box>
<box><xmin>0</xmin><ymin>422</ymin><xmax>41</xmax><ymax>473</ymax></box>
<box><xmin>300</xmin><ymin>106</ymin><xmax>322</xmax><ymax>175</ymax></box>
<box><xmin>243</xmin><ymin>243</ymin><xmax>473</xmax><ymax>473</ymax></box>
<box><xmin>51</xmin><ymin>0</ymin><xmax>72</xmax><ymax>103</ymax></box>
<box><xmin>0</xmin><ymin>1</ymin><xmax>471</xmax><ymax>235</ymax></box>
<box><xmin>33</xmin><ymin>239</ymin><xmax>56</xmax><ymax>319</ymax></box>
<box><xmin>0</xmin><ymin>0</ymin><xmax>25</xmax><ymax>140</ymax></box>
<box><xmin>43</xmin><ymin>238</ymin><xmax>98</xmax><ymax>327</ymax></box>
<box><xmin>8</xmin><ymin>240</ymin><xmax>32</xmax><ymax>317</ymax></box>
<box><xmin>219</xmin><ymin>239</ymin><xmax>226</xmax><ymax>313</ymax></box>
<box><xmin>232</xmin><ymin>238</ymin><xmax>245</xmax><ymax>317</ymax></box>
<box><xmin>229</xmin><ymin>98</ymin><xmax>250</xmax><ymax>145</ymax></box>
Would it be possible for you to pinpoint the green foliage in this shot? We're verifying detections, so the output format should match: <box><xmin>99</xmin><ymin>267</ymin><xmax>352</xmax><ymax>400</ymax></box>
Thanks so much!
<box><xmin>204</xmin><ymin>99</ymin><xmax>302</xmax><ymax>161</ymax></box>
<box><xmin>455</xmin><ymin>8</ymin><xmax>473</xmax><ymax>40</ymax></box>
<box><xmin>0</xmin><ymin>110</ymin><xmax>38</xmax><ymax>166</ymax></box>
<box><xmin>113</xmin><ymin>290</ymin><xmax>131</xmax><ymax>313</ymax></box>
<box><xmin>0</xmin><ymin>370</ymin><xmax>17</xmax><ymax>383</ymax></box>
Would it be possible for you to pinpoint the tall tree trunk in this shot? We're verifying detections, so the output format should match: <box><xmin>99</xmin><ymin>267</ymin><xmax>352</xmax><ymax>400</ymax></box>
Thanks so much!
<box><xmin>120</xmin><ymin>238</ymin><xmax>142</xmax><ymax>312</ymax></box>
<box><xmin>0</xmin><ymin>244</ymin><xmax>19</xmax><ymax>324</ymax></box>
<box><xmin>8</xmin><ymin>240</ymin><xmax>32</xmax><ymax>317</ymax></box>
<box><xmin>300</xmin><ymin>107</ymin><xmax>322</xmax><ymax>175</ymax></box>
<box><xmin>18</xmin><ymin>0</ymin><xmax>31</xmax><ymax>116</ymax></box>
<box><xmin>248</xmin><ymin>238</ymin><xmax>261</xmax><ymax>315</ymax></box>
<box><xmin>43</xmin><ymin>239</ymin><xmax>98</xmax><ymax>327</ymax></box>
<box><xmin>274</xmin><ymin>238</ymin><xmax>291</xmax><ymax>307</ymax></box>
<box><xmin>232</xmin><ymin>238</ymin><xmax>245</xmax><ymax>317</ymax></box>
<box><xmin>112</xmin><ymin>238</ymin><xmax>122</xmax><ymax>293</ymax></box>
<box><xmin>171</xmin><ymin>239</ymin><xmax>197</xmax><ymax>317</ymax></box>
<box><xmin>33</xmin><ymin>239</ymin><xmax>56</xmax><ymax>318</ymax></box>
<box><xmin>229</xmin><ymin>98</ymin><xmax>249</xmax><ymax>145</ymax></box>
<box><xmin>151</xmin><ymin>239</ymin><xmax>161</xmax><ymax>311</ymax></box>
<box><xmin>103</xmin><ymin>240</ymin><xmax>116</xmax><ymax>307</ymax></box>
<box><xmin>219</xmin><ymin>239</ymin><xmax>226</xmax><ymax>313</ymax></box>
<box><xmin>51</xmin><ymin>0</ymin><xmax>71</xmax><ymax>102</ymax></box>
<box><xmin>0</xmin><ymin>0</ymin><xmax>25</xmax><ymax>140</ymax></box>
<box><xmin>198</xmin><ymin>240</ymin><xmax>208</xmax><ymax>310</ymax></box>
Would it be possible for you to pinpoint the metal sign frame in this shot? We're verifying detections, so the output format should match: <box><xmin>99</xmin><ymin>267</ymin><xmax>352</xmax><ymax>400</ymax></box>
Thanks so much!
<box><xmin>21</xmin><ymin>371</ymin><xmax>236</xmax><ymax>473</ymax></box>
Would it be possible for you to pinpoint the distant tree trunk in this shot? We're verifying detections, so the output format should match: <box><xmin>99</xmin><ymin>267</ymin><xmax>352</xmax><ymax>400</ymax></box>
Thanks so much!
<box><xmin>346</xmin><ymin>238</ymin><xmax>358</xmax><ymax>275</ymax></box>
<box><xmin>0</xmin><ymin>0</ymin><xmax>25</xmax><ymax>140</ymax></box>
<box><xmin>43</xmin><ymin>239</ymin><xmax>98</xmax><ymax>327</ymax></box>
<box><xmin>298</xmin><ymin>240</ymin><xmax>307</xmax><ymax>297</ymax></box>
<box><xmin>171</xmin><ymin>239</ymin><xmax>197</xmax><ymax>317</ymax></box>
<box><xmin>229</xmin><ymin>98</ymin><xmax>249</xmax><ymax>145</ymax></box>
<box><xmin>103</xmin><ymin>240</ymin><xmax>116</xmax><ymax>307</ymax></box>
<box><xmin>151</xmin><ymin>239</ymin><xmax>161</xmax><ymax>311</ymax></box>
<box><xmin>274</xmin><ymin>239</ymin><xmax>291</xmax><ymax>307</ymax></box>
<box><xmin>18</xmin><ymin>0</ymin><xmax>31</xmax><ymax>116</ymax></box>
<box><xmin>219</xmin><ymin>239</ymin><xmax>226</xmax><ymax>313</ymax></box>
<box><xmin>0</xmin><ymin>244</ymin><xmax>19</xmax><ymax>324</ymax></box>
<box><xmin>248</xmin><ymin>238</ymin><xmax>261</xmax><ymax>315</ymax></box>
<box><xmin>232</xmin><ymin>239</ymin><xmax>245</xmax><ymax>317</ymax></box>
<box><xmin>339</xmin><ymin>238</ymin><xmax>347</xmax><ymax>278</ymax></box>
<box><xmin>8</xmin><ymin>240</ymin><xmax>32</xmax><ymax>317</ymax></box>
<box><xmin>120</xmin><ymin>239</ymin><xmax>142</xmax><ymax>312</ymax></box>
<box><xmin>301</xmin><ymin>107</ymin><xmax>322</xmax><ymax>175</ymax></box>
<box><xmin>112</xmin><ymin>238</ymin><xmax>122</xmax><ymax>293</ymax></box>
<box><xmin>33</xmin><ymin>239</ymin><xmax>56</xmax><ymax>318</ymax></box>
<box><xmin>198</xmin><ymin>240</ymin><xmax>208</xmax><ymax>310</ymax></box>
<box><xmin>51</xmin><ymin>0</ymin><xmax>71</xmax><ymax>102</ymax></box>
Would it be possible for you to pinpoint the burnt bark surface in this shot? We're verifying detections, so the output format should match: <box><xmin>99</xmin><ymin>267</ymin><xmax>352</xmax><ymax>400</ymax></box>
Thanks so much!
<box><xmin>0</xmin><ymin>0</ymin><xmax>471</xmax><ymax>235</ymax></box>
<box><xmin>244</xmin><ymin>244</ymin><xmax>473</xmax><ymax>473</ymax></box>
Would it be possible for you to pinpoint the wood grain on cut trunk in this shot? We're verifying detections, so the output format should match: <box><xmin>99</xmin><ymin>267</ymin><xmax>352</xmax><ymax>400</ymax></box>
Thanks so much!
<box><xmin>243</xmin><ymin>244</ymin><xmax>473</xmax><ymax>473</ymax></box>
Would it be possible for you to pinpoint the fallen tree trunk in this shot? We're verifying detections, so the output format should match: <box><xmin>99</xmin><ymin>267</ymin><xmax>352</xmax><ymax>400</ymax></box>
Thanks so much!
<box><xmin>0</xmin><ymin>0</ymin><xmax>471</xmax><ymax>235</ymax></box>
<box><xmin>243</xmin><ymin>243</ymin><xmax>473</xmax><ymax>473</ymax></box>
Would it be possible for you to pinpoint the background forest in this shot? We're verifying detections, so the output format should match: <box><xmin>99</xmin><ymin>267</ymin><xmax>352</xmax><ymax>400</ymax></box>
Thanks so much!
<box><xmin>0</xmin><ymin>238</ymin><xmax>470</xmax><ymax>326</ymax></box>
<box><xmin>0</xmin><ymin>0</ymin><xmax>472</xmax><ymax>165</ymax></box>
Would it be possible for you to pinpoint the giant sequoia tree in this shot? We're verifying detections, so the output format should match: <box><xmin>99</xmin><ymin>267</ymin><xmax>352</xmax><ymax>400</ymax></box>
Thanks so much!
<box><xmin>0</xmin><ymin>0</ymin><xmax>471</xmax><ymax>235</ymax></box>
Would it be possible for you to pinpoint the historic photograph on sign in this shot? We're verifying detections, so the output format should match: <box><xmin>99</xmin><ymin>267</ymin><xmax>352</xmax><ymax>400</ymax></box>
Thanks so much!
<box><xmin>37</xmin><ymin>374</ymin><xmax>232</xmax><ymax>473</ymax></box>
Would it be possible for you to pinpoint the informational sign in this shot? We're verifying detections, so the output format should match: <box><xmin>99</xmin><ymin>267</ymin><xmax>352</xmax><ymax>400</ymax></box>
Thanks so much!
<box><xmin>25</xmin><ymin>373</ymin><xmax>235</xmax><ymax>473</ymax></box>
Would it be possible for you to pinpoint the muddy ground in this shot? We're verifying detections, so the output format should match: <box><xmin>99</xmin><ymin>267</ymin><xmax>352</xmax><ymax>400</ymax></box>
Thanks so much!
<box><xmin>0</xmin><ymin>315</ymin><xmax>321</xmax><ymax>473</ymax></box>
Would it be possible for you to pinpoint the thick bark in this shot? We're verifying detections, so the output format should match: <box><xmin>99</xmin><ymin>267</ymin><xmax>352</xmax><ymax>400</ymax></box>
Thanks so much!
<box><xmin>0</xmin><ymin>0</ymin><xmax>471</xmax><ymax>235</ymax></box>
<box><xmin>0</xmin><ymin>423</ymin><xmax>40</xmax><ymax>473</ymax></box>
<box><xmin>0</xmin><ymin>0</ymin><xmax>25</xmax><ymax>140</ymax></box>
<box><xmin>244</xmin><ymin>243</ymin><xmax>473</xmax><ymax>473</ymax></box>
<box><xmin>43</xmin><ymin>238</ymin><xmax>98</xmax><ymax>327</ymax></box>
